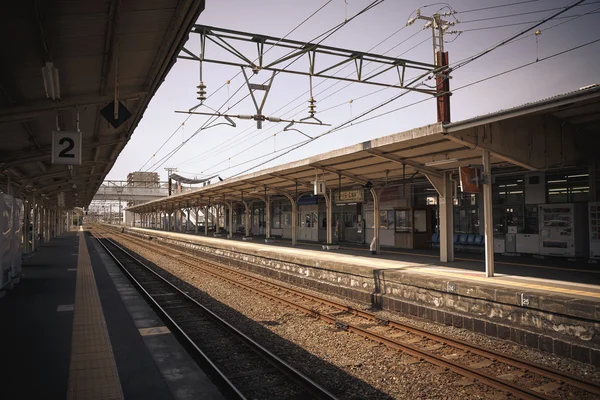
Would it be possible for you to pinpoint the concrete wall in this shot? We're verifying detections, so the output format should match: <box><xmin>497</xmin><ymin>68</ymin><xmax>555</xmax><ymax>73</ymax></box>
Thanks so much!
<box><xmin>127</xmin><ymin>227</ymin><xmax>600</xmax><ymax>366</ymax></box>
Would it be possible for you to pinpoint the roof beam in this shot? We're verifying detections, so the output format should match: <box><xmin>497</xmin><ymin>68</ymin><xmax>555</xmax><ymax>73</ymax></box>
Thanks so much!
<box><xmin>365</xmin><ymin>148</ymin><xmax>443</xmax><ymax>178</ymax></box>
<box><xmin>268</xmin><ymin>172</ymin><xmax>312</xmax><ymax>189</ymax></box>
<box><xmin>311</xmin><ymin>163</ymin><xmax>368</xmax><ymax>185</ymax></box>
<box><xmin>0</xmin><ymin>92</ymin><xmax>145</xmax><ymax>123</ymax></box>
<box><xmin>0</xmin><ymin>136</ymin><xmax>125</xmax><ymax>169</ymax></box>
<box><xmin>100</xmin><ymin>0</ymin><xmax>121</xmax><ymax>96</ymax></box>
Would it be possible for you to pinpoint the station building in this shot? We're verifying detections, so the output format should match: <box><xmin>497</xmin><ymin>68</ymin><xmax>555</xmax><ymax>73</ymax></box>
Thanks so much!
<box><xmin>127</xmin><ymin>85</ymin><xmax>600</xmax><ymax>269</ymax></box>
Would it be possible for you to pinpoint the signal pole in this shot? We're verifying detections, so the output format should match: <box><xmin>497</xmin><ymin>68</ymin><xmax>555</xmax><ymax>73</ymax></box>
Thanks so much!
<box><xmin>165</xmin><ymin>167</ymin><xmax>177</xmax><ymax>196</ymax></box>
<box><xmin>407</xmin><ymin>8</ymin><xmax>458</xmax><ymax>123</ymax></box>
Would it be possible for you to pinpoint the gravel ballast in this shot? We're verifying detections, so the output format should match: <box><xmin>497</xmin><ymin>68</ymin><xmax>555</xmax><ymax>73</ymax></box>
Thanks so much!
<box><xmin>112</xmin><ymin>235</ymin><xmax>600</xmax><ymax>399</ymax></box>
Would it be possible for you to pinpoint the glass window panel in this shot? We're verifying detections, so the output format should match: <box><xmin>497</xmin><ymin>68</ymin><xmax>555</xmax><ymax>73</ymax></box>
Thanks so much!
<box><xmin>379</xmin><ymin>210</ymin><xmax>388</xmax><ymax>229</ymax></box>
<box><xmin>395</xmin><ymin>210</ymin><xmax>411</xmax><ymax>233</ymax></box>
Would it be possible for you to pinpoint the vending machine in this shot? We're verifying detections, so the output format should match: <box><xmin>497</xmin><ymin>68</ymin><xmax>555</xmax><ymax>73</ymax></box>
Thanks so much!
<box><xmin>590</xmin><ymin>202</ymin><xmax>600</xmax><ymax>259</ymax></box>
<box><xmin>539</xmin><ymin>203</ymin><xmax>588</xmax><ymax>257</ymax></box>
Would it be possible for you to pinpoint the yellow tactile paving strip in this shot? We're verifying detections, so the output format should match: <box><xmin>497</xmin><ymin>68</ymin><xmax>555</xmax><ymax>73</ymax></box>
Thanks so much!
<box><xmin>67</xmin><ymin>229</ymin><xmax>123</xmax><ymax>400</ymax></box>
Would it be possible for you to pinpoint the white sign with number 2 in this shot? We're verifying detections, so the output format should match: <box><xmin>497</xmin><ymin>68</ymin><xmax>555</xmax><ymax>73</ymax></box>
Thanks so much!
<box><xmin>52</xmin><ymin>131</ymin><xmax>82</xmax><ymax>165</ymax></box>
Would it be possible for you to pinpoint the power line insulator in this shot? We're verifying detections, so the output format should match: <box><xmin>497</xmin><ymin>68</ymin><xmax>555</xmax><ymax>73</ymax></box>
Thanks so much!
<box><xmin>308</xmin><ymin>97</ymin><xmax>317</xmax><ymax>116</ymax></box>
<box><xmin>196</xmin><ymin>81</ymin><xmax>207</xmax><ymax>102</ymax></box>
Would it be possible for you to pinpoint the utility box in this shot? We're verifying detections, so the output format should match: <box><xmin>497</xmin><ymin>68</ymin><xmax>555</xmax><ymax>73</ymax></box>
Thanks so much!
<box><xmin>314</xmin><ymin>180</ymin><xmax>326</xmax><ymax>195</ymax></box>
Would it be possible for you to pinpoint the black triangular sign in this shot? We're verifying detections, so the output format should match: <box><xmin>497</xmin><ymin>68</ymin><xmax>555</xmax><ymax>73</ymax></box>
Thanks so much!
<box><xmin>100</xmin><ymin>100</ymin><xmax>132</xmax><ymax>129</ymax></box>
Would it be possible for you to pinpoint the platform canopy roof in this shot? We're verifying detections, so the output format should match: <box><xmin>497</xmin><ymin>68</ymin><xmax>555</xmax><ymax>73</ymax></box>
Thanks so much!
<box><xmin>0</xmin><ymin>0</ymin><xmax>206</xmax><ymax>208</ymax></box>
<box><xmin>127</xmin><ymin>84</ymin><xmax>600</xmax><ymax>213</ymax></box>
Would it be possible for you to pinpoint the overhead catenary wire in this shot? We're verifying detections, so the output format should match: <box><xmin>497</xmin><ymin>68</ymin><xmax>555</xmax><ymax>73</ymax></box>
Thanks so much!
<box><xmin>449</xmin><ymin>3</ymin><xmax>600</xmax><ymax>67</ymax></box>
<box><xmin>148</xmin><ymin>0</ymin><xmax>387</xmax><ymax>173</ymax></box>
<box><xmin>194</xmin><ymin>1</ymin><xmax>598</xmax><ymax>179</ymax></box>
<box><xmin>455</xmin><ymin>0</ymin><xmax>541</xmax><ymax>14</ymax></box>
<box><xmin>177</xmin><ymin>28</ymin><xmax>431</xmax><ymax>170</ymax></box>
<box><xmin>460</xmin><ymin>0</ymin><xmax>600</xmax><ymax>23</ymax></box>
<box><xmin>224</xmin><ymin>35</ymin><xmax>600</xmax><ymax>179</ymax></box>
<box><xmin>452</xmin><ymin>0</ymin><xmax>587</xmax><ymax>71</ymax></box>
<box><xmin>461</xmin><ymin>10</ymin><xmax>600</xmax><ymax>32</ymax></box>
<box><xmin>140</xmin><ymin>0</ymin><xmax>335</xmax><ymax>172</ymax></box>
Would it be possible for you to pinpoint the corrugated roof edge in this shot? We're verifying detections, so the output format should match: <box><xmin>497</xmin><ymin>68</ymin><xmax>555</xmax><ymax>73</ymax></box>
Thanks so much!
<box><xmin>444</xmin><ymin>84</ymin><xmax>600</xmax><ymax>132</ymax></box>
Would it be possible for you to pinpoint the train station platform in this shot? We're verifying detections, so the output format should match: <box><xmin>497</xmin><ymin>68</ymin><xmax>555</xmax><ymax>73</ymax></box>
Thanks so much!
<box><xmin>126</xmin><ymin>226</ymin><xmax>600</xmax><ymax>367</ymax></box>
<box><xmin>0</xmin><ymin>228</ymin><xmax>224</xmax><ymax>400</ymax></box>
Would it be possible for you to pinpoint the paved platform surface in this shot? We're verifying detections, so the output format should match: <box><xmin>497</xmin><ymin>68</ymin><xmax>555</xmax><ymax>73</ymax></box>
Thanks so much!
<box><xmin>131</xmin><ymin>227</ymin><xmax>600</xmax><ymax>302</ymax></box>
<box><xmin>0</xmin><ymin>229</ymin><xmax>224</xmax><ymax>400</ymax></box>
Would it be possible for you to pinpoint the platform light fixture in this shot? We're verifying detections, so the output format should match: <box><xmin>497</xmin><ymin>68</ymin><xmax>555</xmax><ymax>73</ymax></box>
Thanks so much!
<box><xmin>42</xmin><ymin>62</ymin><xmax>60</xmax><ymax>100</ymax></box>
<box><xmin>424</xmin><ymin>158</ymin><xmax>458</xmax><ymax>167</ymax></box>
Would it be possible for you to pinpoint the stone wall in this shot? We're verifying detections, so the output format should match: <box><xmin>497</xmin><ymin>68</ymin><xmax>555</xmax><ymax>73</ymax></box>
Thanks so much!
<box><xmin>127</xmin><ymin>228</ymin><xmax>600</xmax><ymax>366</ymax></box>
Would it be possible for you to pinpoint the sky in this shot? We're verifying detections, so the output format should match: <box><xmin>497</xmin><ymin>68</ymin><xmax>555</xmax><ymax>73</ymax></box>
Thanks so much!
<box><xmin>107</xmin><ymin>0</ymin><xmax>600</xmax><ymax>182</ymax></box>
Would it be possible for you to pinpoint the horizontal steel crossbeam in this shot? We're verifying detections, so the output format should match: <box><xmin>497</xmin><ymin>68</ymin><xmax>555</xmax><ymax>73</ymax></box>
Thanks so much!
<box><xmin>180</xmin><ymin>25</ymin><xmax>439</xmax><ymax>95</ymax></box>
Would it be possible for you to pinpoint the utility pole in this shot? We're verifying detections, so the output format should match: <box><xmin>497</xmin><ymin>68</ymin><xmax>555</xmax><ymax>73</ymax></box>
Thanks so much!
<box><xmin>407</xmin><ymin>8</ymin><xmax>458</xmax><ymax>123</ymax></box>
<box><xmin>165</xmin><ymin>167</ymin><xmax>177</xmax><ymax>196</ymax></box>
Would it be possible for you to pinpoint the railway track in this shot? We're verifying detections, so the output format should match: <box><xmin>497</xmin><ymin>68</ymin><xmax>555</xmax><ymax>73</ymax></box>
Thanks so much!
<box><xmin>97</xmin><ymin>226</ymin><xmax>600</xmax><ymax>400</ymax></box>
<box><xmin>93</xmin><ymin>231</ymin><xmax>337</xmax><ymax>400</ymax></box>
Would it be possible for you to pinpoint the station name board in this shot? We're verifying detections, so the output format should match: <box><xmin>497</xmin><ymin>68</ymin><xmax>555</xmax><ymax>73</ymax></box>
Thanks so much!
<box><xmin>335</xmin><ymin>190</ymin><xmax>364</xmax><ymax>204</ymax></box>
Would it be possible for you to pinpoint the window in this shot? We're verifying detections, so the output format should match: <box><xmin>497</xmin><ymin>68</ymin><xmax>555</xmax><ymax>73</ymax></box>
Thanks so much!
<box><xmin>493</xmin><ymin>175</ymin><xmax>524</xmax><ymax>205</ymax></box>
<box><xmin>379</xmin><ymin>210</ymin><xmax>388</xmax><ymax>229</ymax></box>
<box><xmin>395</xmin><ymin>209</ymin><xmax>411</xmax><ymax>233</ymax></box>
<box><xmin>271</xmin><ymin>204</ymin><xmax>281</xmax><ymax>229</ymax></box>
<box><xmin>546</xmin><ymin>169</ymin><xmax>590</xmax><ymax>203</ymax></box>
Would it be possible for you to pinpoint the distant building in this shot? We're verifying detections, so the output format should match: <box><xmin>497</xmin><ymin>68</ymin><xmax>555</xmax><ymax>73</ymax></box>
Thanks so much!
<box><xmin>127</xmin><ymin>171</ymin><xmax>160</xmax><ymax>188</ymax></box>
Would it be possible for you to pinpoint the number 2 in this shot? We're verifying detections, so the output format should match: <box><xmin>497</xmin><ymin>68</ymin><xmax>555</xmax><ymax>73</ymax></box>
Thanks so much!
<box><xmin>59</xmin><ymin>137</ymin><xmax>75</xmax><ymax>158</ymax></box>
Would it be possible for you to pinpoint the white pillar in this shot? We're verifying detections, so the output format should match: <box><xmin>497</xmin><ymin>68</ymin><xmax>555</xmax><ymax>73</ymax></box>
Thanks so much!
<box><xmin>204</xmin><ymin>206</ymin><xmax>209</xmax><ymax>235</ymax></box>
<box><xmin>265</xmin><ymin>196</ymin><xmax>271</xmax><ymax>239</ymax></box>
<box><xmin>228</xmin><ymin>202</ymin><xmax>233</xmax><ymax>238</ymax></box>
<box><xmin>179</xmin><ymin>209</ymin><xmax>184</xmax><ymax>232</ymax></box>
<box><xmin>23</xmin><ymin>201</ymin><xmax>29</xmax><ymax>253</ymax></box>
<box><xmin>326</xmin><ymin>189</ymin><xmax>333</xmax><ymax>244</ymax></box>
<box><xmin>440</xmin><ymin>171</ymin><xmax>455</xmax><ymax>262</ymax></box>
<box><xmin>482</xmin><ymin>150</ymin><xmax>495</xmax><ymax>277</ymax></box>
<box><xmin>290</xmin><ymin>198</ymin><xmax>297</xmax><ymax>246</ymax></box>
<box><xmin>370</xmin><ymin>188</ymin><xmax>380</xmax><ymax>254</ymax></box>
<box><xmin>244</xmin><ymin>203</ymin><xmax>250</xmax><ymax>237</ymax></box>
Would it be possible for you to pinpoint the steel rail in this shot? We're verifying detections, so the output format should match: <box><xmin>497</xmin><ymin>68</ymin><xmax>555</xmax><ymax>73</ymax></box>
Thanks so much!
<box><xmin>93</xmin><ymin>231</ymin><xmax>338</xmax><ymax>400</ymax></box>
<box><xmin>104</xmin><ymin>232</ymin><xmax>548</xmax><ymax>399</ymax></box>
<box><xmin>100</xmin><ymin>225</ymin><xmax>600</xmax><ymax>399</ymax></box>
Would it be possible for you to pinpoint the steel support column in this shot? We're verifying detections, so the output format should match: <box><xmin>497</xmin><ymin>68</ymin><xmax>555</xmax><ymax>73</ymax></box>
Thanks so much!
<box><xmin>440</xmin><ymin>171</ymin><xmax>454</xmax><ymax>262</ymax></box>
<box><xmin>244</xmin><ymin>202</ymin><xmax>250</xmax><ymax>237</ymax></box>
<box><xmin>179</xmin><ymin>209</ymin><xmax>184</xmax><ymax>232</ymax></box>
<box><xmin>204</xmin><ymin>206</ymin><xmax>209</xmax><ymax>235</ymax></box>
<box><xmin>370</xmin><ymin>188</ymin><xmax>380</xmax><ymax>255</ymax></box>
<box><xmin>186</xmin><ymin>208</ymin><xmax>191</xmax><ymax>232</ymax></box>
<box><xmin>228</xmin><ymin>202</ymin><xmax>233</xmax><ymax>238</ymax></box>
<box><xmin>482</xmin><ymin>150</ymin><xmax>495</xmax><ymax>277</ymax></box>
<box><xmin>325</xmin><ymin>189</ymin><xmax>333</xmax><ymax>244</ymax></box>
<box><xmin>265</xmin><ymin>196</ymin><xmax>271</xmax><ymax>239</ymax></box>
<box><xmin>291</xmin><ymin>200</ymin><xmax>297</xmax><ymax>246</ymax></box>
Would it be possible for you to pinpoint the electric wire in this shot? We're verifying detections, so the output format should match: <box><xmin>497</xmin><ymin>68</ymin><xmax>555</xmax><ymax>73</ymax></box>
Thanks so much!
<box><xmin>224</xmin><ymin>36</ymin><xmax>600</xmax><ymax>178</ymax></box>
<box><xmin>452</xmin><ymin>0</ymin><xmax>586</xmax><ymax>71</ymax></box>
<box><xmin>139</xmin><ymin>0</ymin><xmax>335</xmax><ymax>171</ymax></box>
<box><xmin>151</xmin><ymin>0</ymin><xmax>387</xmax><ymax>173</ymax></box>
<box><xmin>187</xmin><ymin>1</ymin><xmax>595</xmax><ymax>179</ymax></box>
<box><xmin>462</xmin><ymin>10</ymin><xmax>600</xmax><ymax>32</ymax></box>
<box><xmin>456</xmin><ymin>0</ymin><xmax>541</xmax><ymax>14</ymax></box>
<box><xmin>460</xmin><ymin>1</ymin><xmax>600</xmax><ymax>23</ymax></box>
<box><xmin>147</xmin><ymin>0</ymin><xmax>386</xmax><ymax>173</ymax></box>
<box><xmin>177</xmin><ymin>29</ymin><xmax>430</xmax><ymax>172</ymax></box>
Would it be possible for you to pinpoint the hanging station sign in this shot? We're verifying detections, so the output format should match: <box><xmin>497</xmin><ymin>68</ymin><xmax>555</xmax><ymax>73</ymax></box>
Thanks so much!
<box><xmin>52</xmin><ymin>131</ymin><xmax>82</xmax><ymax>165</ymax></box>
<box><xmin>335</xmin><ymin>190</ymin><xmax>364</xmax><ymax>204</ymax></box>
